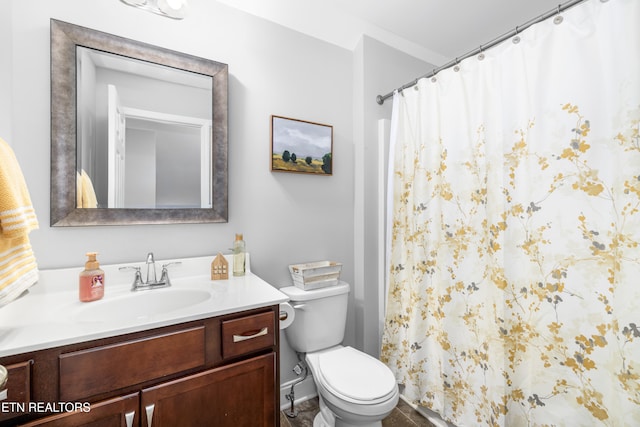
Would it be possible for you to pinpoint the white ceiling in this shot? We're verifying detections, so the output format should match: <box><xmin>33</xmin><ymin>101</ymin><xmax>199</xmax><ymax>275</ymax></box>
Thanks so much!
<box><xmin>214</xmin><ymin>0</ymin><xmax>571</xmax><ymax>66</ymax></box>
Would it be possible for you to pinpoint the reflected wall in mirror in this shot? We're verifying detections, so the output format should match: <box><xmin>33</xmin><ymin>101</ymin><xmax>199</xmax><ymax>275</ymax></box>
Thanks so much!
<box><xmin>51</xmin><ymin>19</ymin><xmax>228</xmax><ymax>226</ymax></box>
<box><xmin>77</xmin><ymin>47</ymin><xmax>213</xmax><ymax>209</ymax></box>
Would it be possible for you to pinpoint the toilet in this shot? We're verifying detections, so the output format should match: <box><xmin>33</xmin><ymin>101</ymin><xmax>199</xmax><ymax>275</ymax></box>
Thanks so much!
<box><xmin>280</xmin><ymin>282</ymin><xmax>399</xmax><ymax>427</ymax></box>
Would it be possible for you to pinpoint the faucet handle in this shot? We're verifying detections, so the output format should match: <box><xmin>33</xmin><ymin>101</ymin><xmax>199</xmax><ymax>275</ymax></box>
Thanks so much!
<box><xmin>119</xmin><ymin>266</ymin><xmax>144</xmax><ymax>290</ymax></box>
<box><xmin>159</xmin><ymin>262</ymin><xmax>182</xmax><ymax>287</ymax></box>
<box><xmin>161</xmin><ymin>261</ymin><xmax>182</xmax><ymax>268</ymax></box>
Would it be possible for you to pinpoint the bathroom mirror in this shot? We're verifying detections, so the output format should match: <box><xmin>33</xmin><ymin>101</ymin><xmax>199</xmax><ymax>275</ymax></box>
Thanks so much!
<box><xmin>50</xmin><ymin>19</ymin><xmax>228</xmax><ymax>226</ymax></box>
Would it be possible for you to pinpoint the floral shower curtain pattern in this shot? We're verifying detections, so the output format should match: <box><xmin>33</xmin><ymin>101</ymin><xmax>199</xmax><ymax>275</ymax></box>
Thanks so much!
<box><xmin>380</xmin><ymin>1</ymin><xmax>640</xmax><ymax>426</ymax></box>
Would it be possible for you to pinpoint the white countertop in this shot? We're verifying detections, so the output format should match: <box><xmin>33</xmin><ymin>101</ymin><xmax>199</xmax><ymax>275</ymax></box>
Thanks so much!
<box><xmin>0</xmin><ymin>255</ymin><xmax>289</xmax><ymax>358</ymax></box>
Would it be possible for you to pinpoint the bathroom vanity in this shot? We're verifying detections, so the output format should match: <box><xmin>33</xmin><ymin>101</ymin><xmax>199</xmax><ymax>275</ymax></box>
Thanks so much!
<box><xmin>0</xmin><ymin>255</ymin><xmax>287</xmax><ymax>426</ymax></box>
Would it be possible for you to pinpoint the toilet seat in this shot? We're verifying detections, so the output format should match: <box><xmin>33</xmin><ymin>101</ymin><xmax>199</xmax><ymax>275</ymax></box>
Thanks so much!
<box><xmin>314</xmin><ymin>346</ymin><xmax>397</xmax><ymax>405</ymax></box>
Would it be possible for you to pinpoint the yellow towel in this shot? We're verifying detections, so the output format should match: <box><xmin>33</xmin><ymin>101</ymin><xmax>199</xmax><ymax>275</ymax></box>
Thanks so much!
<box><xmin>0</xmin><ymin>137</ymin><xmax>39</xmax><ymax>307</ymax></box>
<box><xmin>76</xmin><ymin>169</ymin><xmax>98</xmax><ymax>208</ymax></box>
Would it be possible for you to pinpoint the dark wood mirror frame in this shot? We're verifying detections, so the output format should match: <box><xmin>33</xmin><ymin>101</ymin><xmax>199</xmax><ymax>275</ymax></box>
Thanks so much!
<box><xmin>50</xmin><ymin>19</ymin><xmax>228</xmax><ymax>226</ymax></box>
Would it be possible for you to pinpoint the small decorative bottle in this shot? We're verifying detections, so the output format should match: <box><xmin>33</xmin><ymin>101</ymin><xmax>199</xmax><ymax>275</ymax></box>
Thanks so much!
<box><xmin>79</xmin><ymin>252</ymin><xmax>105</xmax><ymax>302</ymax></box>
<box><xmin>233</xmin><ymin>234</ymin><xmax>246</xmax><ymax>277</ymax></box>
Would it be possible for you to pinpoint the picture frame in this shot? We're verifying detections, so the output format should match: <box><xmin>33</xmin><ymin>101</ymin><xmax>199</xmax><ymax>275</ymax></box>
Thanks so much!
<box><xmin>271</xmin><ymin>115</ymin><xmax>333</xmax><ymax>175</ymax></box>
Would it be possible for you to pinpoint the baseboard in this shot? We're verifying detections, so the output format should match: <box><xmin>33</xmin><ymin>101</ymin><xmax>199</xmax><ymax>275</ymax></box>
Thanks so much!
<box><xmin>280</xmin><ymin>376</ymin><xmax>317</xmax><ymax>410</ymax></box>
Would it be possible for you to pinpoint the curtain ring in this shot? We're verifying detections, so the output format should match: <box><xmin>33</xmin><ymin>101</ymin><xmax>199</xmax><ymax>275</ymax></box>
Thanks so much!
<box><xmin>478</xmin><ymin>45</ymin><xmax>485</xmax><ymax>61</ymax></box>
<box><xmin>430</xmin><ymin>68</ymin><xmax>437</xmax><ymax>83</ymax></box>
<box><xmin>512</xmin><ymin>26</ymin><xmax>521</xmax><ymax>44</ymax></box>
<box><xmin>453</xmin><ymin>58</ymin><xmax>460</xmax><ymax>72</ymax></box>
<box><xmin>553</xmin><ymin>5</ymin><xmax>564</xmax><ymax>24</ymax></box>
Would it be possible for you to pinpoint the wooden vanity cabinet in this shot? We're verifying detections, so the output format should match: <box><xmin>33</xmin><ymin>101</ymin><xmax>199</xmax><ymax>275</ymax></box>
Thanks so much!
<box><xmin>0</xmin><ymin>306</ymin><xmax>279</xmax><ymax>427</ymax></box>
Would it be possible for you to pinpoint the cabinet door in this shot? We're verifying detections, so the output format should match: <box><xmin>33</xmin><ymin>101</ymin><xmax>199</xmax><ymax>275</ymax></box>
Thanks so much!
<box><xmin>141</xmin><ymin>352</ymin><xmax>276</xmax><ymax>427</ymax></box>
<box><xmin>19</xmin><ymin>393</ymin><xmax>138</xmax><ymax>427</ymax></box>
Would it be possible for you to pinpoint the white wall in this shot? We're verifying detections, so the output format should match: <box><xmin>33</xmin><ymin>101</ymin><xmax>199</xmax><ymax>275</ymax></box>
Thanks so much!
<box><xmin>3</xmin><ymin>0</ymin><xmax>433</xmax><ymax>386</ymax></box>
<box><xmin>354</xmin><ymin>36</ymin><xmax>433</xmax><ymax>357</ymax></box>
<box><xmin>0</xmin><ymin>1</ymin><xmax>13</xmax><ymax>141</ymax></box>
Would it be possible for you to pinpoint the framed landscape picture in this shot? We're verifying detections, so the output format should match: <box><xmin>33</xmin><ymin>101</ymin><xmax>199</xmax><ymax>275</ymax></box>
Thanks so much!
<box><xmin>271</xmin><ymin>115</ymin><xmax>333</xmax><ymax>175</ymax></box>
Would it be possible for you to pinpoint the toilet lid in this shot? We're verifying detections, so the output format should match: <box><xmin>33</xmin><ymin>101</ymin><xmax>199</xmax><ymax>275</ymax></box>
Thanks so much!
<box><xmin>317</xmin><ymin>346</ymin><xmax>396</xmax><ymax>402</ymax></box>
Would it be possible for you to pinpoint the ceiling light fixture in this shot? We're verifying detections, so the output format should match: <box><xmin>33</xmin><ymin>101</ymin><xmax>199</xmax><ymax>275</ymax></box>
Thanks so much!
<box><xmin>120</xmin><ymin>0</ymin><xmax>189</xmax><ymax>20</ymax></box>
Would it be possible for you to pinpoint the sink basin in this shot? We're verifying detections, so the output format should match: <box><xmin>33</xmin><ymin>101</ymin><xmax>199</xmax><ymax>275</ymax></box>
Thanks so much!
<box><xmin>73</xmin><ymin>288</ymin><xmax>212</xmax><ymax>323</ymax></box>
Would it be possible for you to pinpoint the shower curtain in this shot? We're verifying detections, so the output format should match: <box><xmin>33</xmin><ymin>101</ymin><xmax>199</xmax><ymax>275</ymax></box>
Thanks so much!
<box><xmin>380</xmin><ymin>1</ymin><xmax>639</xmax><ymax>426</ymax></box>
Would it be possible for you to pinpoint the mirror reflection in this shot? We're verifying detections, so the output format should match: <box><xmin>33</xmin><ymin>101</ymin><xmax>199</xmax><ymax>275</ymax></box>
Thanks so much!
<box><xmin>76</xmin><ymin>47</ymin><xmax>213</xmax><ymax>209</ymax></box>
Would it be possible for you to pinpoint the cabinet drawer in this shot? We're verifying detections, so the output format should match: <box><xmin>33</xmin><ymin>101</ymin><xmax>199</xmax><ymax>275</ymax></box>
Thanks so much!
<box><xmin>221</xmin><ymin>311</ymin><xmax>275</xmax><ymax>359</ymax></box>
<box><xmin>59</xmin><ymin>326</ymin><xmax>205</xmax><ymax>401</ymax></box>
<box><xmin>0</xmin><ymin>360</ymin><xmax>31</xmax><ymax>422</ymax></box>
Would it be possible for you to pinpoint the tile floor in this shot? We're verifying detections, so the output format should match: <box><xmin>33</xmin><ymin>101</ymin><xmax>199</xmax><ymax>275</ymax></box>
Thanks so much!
<box><xmin>280</xmin><ymin>397</ymin><xmax>436</xmax><ymax>427</ymax></box>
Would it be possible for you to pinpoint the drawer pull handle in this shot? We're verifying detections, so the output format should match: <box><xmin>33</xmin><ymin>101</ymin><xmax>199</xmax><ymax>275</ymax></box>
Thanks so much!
<box><xmin>125</xmin><ymin>410</ymin><xmax>135</xmax><ymax>427</ymax></box>
<box><xmin>233</xmin><ymin>327</ymin><xmax>268</xmax><ymax>342</ymax></box>
<box><xmin>145</xmin><ymin>403</ymin><xmax>155</xmax><ymax>427</ymax></box>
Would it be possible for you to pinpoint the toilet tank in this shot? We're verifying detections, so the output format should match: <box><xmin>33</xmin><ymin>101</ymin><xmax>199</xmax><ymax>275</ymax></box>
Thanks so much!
<box><xmin>280</xmin><ymin>282</ymin><xmax>349</xmax><ymax>353</ymax></box>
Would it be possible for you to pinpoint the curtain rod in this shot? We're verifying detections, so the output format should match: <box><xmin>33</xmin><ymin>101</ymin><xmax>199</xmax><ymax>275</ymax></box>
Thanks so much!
<box><xmin>376</xmin><ymin>0</ymin><xmax>588</xmax><ymax>105</ymax></box>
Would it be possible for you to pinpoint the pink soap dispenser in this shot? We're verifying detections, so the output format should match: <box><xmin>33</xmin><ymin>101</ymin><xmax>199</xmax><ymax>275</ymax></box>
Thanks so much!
<box><xmin>79</xmin><ymin>252</ymin><xmax>105</xmax><ymax>302</ymax></box>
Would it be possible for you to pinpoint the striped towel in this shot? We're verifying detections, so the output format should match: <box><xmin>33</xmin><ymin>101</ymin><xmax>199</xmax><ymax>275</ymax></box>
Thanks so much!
<box><xmin>0</xmin><ymin>137</ymin><xmax>39</xmax><ymax>307</ymax></box>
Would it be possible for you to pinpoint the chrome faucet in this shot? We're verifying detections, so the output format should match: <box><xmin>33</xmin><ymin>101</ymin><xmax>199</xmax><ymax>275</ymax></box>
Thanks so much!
<box><xmin>120</xmin><ymin>252</ymin><xmax>181</xmax><ymax>291</ymax></box>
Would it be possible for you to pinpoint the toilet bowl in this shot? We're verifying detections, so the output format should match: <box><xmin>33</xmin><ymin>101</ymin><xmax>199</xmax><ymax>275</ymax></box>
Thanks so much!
<box><xmin>306</xmin><ymin>346</ymin><xmax>399</xmax><ymax>427</ymax></box>
<box><xmin>279</xmin><ymin>282</ymin><xmax>399</xmax><ymax>427</ymax></box>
